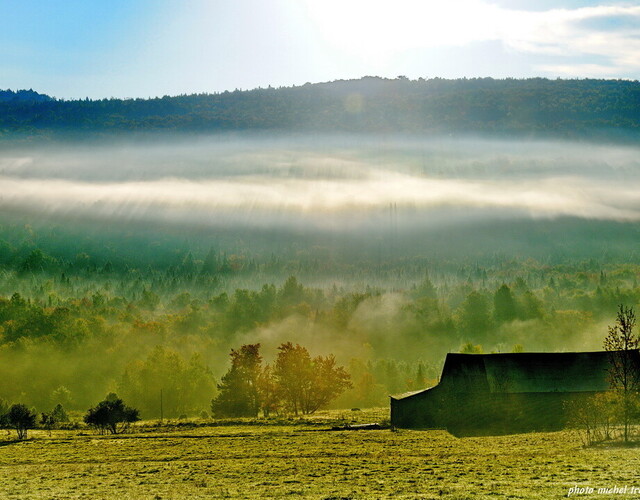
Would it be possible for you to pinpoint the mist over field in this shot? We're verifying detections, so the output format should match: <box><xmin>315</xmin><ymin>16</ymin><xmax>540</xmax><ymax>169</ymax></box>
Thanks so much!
<box><xmin>2</xmin><ymin>134</ymin><xmax>640</xmax><ymax>232</ymax></box>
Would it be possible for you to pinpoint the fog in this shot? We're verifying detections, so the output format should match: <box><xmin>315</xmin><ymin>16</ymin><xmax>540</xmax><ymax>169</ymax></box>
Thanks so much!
<box><xmin>2</xmin><ymin>134</ymin><xmax>640</xmax><ymax>231</ymax></box>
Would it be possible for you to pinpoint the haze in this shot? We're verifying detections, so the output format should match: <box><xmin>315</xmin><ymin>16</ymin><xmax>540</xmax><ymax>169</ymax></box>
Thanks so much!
<box><xmin>1</xmin><ymin>135</ymin><xmax>640</xmax><ymax>231</ymax></box>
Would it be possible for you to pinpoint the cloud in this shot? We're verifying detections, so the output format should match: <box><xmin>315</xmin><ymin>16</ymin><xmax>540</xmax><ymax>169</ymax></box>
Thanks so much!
<box><xmin>499</xmin><ymin>4</ymin><xmax>640</xmax><ymax>77</ymax></box>
<box><xmin>302</xmin><ymin>1</ymin><xmax>640</xmax><ymax>78</ymax></box>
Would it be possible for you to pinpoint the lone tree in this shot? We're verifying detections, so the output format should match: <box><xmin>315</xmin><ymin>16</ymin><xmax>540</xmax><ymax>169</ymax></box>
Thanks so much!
<box><xmin>7</xmin><ymin>404</ymin><xmax>37</xmax><ymax>440</ymax></box>
<box><xmin>274</xmin><ymin>342</ymin><xmax>351</xmax><ymax>415</ymax></box>
<box><xmin>84</xmin><ymin>397</ymin><xmax>140</xmax><ymax>434</ymax></box>
<box><xmin>211</xmin><ymin>344</ymin><xmax>263</xmax><ymax>418</ymax></box>
<box><xmin>603</xmin><ymin>304</ymin><xmax>640</xmax><ymax>442</ymax></box>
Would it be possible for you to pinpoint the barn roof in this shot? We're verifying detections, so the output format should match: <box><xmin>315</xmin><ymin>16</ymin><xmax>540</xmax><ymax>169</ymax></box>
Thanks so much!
<box><xmin>440</xmin><ymin>350</ymin><xmax>627</xmax><ymax>394</ymax></box>
<box><xmin>392</xmin><ymin>350</ymin><xmax>640</xmax><ymax>400</ymax></box>
<box><xmin>391</xmin><ymin>389</ymin><xmax>431</xmax><ymax>400</ymax></box>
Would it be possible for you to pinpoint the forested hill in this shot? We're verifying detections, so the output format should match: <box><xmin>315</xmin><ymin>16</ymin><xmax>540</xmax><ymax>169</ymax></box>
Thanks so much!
<box><xmin>0</xmin><ymin>89</ymin><xmax>52</xmax><ymax>104</ymax></box>
<box><xmin>2</xmin><ymin>77</ymin><xmax>640</xmax><ymax>140</ymax></box>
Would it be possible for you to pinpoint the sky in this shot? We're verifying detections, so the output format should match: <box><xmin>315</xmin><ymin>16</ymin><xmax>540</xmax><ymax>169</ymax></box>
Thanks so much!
<box><xmin>1</xmin><ymin>0</ymin><xmax>640</xmax><ymax>99</ymax></box>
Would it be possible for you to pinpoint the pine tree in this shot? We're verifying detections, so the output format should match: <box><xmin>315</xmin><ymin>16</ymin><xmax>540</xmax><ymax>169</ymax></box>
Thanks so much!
<box><xmin>211</xmin><ymin>344</ymin><xmax>262</xmax><ymax>418</ymax></box>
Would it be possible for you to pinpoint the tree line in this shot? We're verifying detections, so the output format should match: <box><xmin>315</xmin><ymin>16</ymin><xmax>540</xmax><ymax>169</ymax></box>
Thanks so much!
<box><xmin>0</xmin><ymin>340</ymin><xmax>350</xmax><ymax>440</ymax></box>
<box><xmin>2</xmin><ymin>257</ymin><xmax>640</xmax><ymax>415</ymax></box>
<box><xmin>2</xmin><ymin>77</ymin><xmax>640</xmax><ymax>141</ymax></box>
<box><xmin>3</xmin><ymin>221</ymin><xmax>640</xmax><ymax>417</ymax></box>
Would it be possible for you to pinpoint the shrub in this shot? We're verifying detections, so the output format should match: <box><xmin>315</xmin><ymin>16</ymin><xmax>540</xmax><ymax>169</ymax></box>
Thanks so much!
<box><xmin>84</xmin><ymin>397</ymin><xmax>140</xmax><ymax>434</ymax></box>
<box><xmin>8</xmin><ymin>404</ymin><xmax>37</xmax><ymax>440</ymax></box>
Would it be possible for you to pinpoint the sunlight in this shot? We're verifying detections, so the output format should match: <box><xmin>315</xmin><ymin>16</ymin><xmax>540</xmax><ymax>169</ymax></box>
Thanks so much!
<box><xmin>301</xmin><ymin>0</ymin><xmax>506</xmax><ymax>59</ymax></box>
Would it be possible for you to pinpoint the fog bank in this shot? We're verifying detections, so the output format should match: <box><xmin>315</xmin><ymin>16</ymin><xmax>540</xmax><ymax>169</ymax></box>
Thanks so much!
<box><xmin>2</xmin><ymin>135</ymin><xmax>640</xmax><ymax>230</ymax></box>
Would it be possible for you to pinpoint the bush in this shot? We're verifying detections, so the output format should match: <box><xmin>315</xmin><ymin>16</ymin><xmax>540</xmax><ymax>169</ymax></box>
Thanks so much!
<box><xmin>84</xmin><ymin>397</ymin><xmax>140</xmax><ymax>434</ymax></box>
<box><xmin>566</xmin><ymin>393</ymin><xmax>618</xmax><ymax>446</ymax></box>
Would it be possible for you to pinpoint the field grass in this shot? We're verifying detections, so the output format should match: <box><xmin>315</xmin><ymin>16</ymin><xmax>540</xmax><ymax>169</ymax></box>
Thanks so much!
<box><xmin>0</xmin><ymin>408</ymin><xmax>638</xmax><ymax>499</ymax></box>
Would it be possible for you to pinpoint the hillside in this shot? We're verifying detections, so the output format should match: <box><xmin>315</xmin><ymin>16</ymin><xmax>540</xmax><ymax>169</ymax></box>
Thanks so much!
<box><xmin>1</xmin><ymin>77</ymin><xmax>640</xmax><ymax>141</ymax></box>
<box><xmin>0</xmin><ymin>88</ymin><xmax>52</xmax><ymax>104</ymax></box>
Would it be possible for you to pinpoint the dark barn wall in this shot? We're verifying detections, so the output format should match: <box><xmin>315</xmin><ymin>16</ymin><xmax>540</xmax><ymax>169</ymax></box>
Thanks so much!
<box><xmin>391</xmin><ymin>386</ymin><xmax>445</xmax><ymax>429</ymax></box>
<box><xmin>391</xmin><ymin>387</ymin><xmax>601</xmax><ymax>434</ymax></box>
<box><xmin>444</xmin><ymin>391</ymin><xmax>599</xmax><ymax>436</ymax></box>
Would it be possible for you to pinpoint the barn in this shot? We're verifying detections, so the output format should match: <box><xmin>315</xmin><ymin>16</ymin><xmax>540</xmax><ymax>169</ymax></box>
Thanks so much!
<box><xmin>390</xmin><ymin>351</ymin><xmax>632</xmax><ymax>435</ymax></box>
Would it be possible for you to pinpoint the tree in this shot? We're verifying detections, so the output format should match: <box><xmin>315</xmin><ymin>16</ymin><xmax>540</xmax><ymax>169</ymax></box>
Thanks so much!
<box><xmin>603</xmin><ymin>304</ymin><xmax>640</xmax><ymax>442</ymax></box>
<box><xmin>493</xmin><ymin>284</ymin><xmax>517</xmax><ymax>323</ymax></box>
<box><xmin>279</xmin><ymin>276</ymin><xmax>304</xmax><ymax>307</ymax></box>
<box><xmin>458</xmin><ymin>291</ymin><xmax>492</xmax><ymax>337</ymax></box>
<box><xmin>274</xmin><ymin>342</ymin><xmax>351</xmax><ymax>415</ymax></box>
<box><xmin>211</xmin><ymin>344</ymin><xmax>262</xmax><ymax>418</ymax></box>
<box><xmin>40</xmin><ymin>413</ymin><xmax>56</xmax><ymax>436</ymax></box>
<box><xmin>460</xmin><ymin>342</ymin><xmax>483</xmax><ymax>354</ymax></box>
<box><xmin>309</xmin><ymin>354</ymin><xmax>353</xmax><ymax>413</ymax></box>
<box><xmin>51</xmin><ymin>403</ymin><xmax>69</xmax><ymax>423</ymax></box>
<box><xmin>7</xmin><ymin>404</ymin><xmax>37</xmax><ymax>440</ymax></box>
<box><xmin>344</xmin><ymin>359</ymin><xmax>386</xmax><ymax>408</ymax></box>
<box><xmin>50</xmin><ymin>386</ymin><xmax>73</xmax><ymax>409</ymax></box>
<box><xmin>413</xmin><ymin>273</ymin><xmax>437</xmax><ymax>300</ymax></box>
<box><xmin>41</xmin><ymin>404</ymin><xmax>69</xmax><ymax>433</ymax></box>
<box><xmin>19</xmin><ymin>248</ymin><xmax>56</xmax><ymax>273</ymax></box>
<box><xmin>257</xmin><ymin>364</ymin><xmax>279</xmax><ymax>417</ymax></box>
<box><xmin>84</xmin><ymin>397</ymin><xmax>140</xmax><ymax>434</ymax></box>
<box><xmin>200</xmin><ymin>247</ymin><xmax>219</xmax><ymax>276</ymax></box>
<box><xmin>518</xmin><ymin>290</ymin><xmax>544</xmax><ymax>320</ymax></box>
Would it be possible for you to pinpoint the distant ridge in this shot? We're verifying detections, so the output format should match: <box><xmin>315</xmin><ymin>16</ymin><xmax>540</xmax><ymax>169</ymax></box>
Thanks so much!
<box><xmin>1</xmin><ymin>77</ymin><xmax>640</xmax><ymax>141</ymax></box>
<box><xmin>0</xmin><ymin>89</ymin><xmax>52</xmax><ymax>104</ymax></box>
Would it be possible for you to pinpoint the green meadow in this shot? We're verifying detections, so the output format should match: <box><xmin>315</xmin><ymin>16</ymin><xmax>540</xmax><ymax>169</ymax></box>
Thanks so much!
<box><xmin>0</xmin><ymin>409</ymin><xmax>637</xmax><ymax>499</ymax></box>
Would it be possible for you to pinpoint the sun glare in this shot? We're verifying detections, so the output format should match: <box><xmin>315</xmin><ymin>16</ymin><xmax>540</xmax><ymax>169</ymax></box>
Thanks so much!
<box><xmin>301</xmin><ymin>0</ymin><xmax>505</xmax><ymax>60</ymax></box>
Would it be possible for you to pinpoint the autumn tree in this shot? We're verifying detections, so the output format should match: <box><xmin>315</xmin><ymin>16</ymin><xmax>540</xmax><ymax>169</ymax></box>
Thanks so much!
<box><xmin>257</xmin><ymin>363</ymin><xmax>279</xmax><ymax>417</ymax></box>
<box><xmin>211</xmin><ymin>344</ymin><xmax>262</xmax><ymax>418</ymax></box>
<box><xmin>603</xmin><ymin>305</ymin><xmax>640</xmax><ymax>442</ymax></box>
<box><xmin>274</xmin><ymin>342</ymin><xmax>351</xmax><ymax>415</ymax></box>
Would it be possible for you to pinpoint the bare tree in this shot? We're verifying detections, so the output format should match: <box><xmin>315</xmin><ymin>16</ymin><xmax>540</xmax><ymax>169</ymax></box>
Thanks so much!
<box><xmin>603</xmin><ymin>305</ymin><xmax>640</xmax><ymax>442</ymax></box>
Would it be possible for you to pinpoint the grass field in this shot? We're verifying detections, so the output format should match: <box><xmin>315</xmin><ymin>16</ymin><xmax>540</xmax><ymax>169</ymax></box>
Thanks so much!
<box><xmin>0</xmin><ymin>409</ymin><xmax>638</xmax><ymax>499</ymax></box>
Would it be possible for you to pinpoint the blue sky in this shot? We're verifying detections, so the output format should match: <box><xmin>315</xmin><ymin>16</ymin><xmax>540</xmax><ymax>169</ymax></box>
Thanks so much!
<box><xmin>2</xmin><ymin>0</ymin><xmax>639</xmax><ymax>99</ymax></box>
